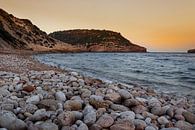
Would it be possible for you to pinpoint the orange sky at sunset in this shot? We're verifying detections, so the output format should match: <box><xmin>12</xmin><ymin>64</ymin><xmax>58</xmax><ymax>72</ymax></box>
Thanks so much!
<box><xmin>0</xmin><ymin>0</ymin><xmax>195</xmax><ymax>51</ymax></box>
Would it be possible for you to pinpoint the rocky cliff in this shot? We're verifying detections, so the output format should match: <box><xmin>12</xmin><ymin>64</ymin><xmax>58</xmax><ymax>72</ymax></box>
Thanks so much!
<box><xmin>0</xmin><ymin>8</ymin><xmax>77</xmax><ymax>52</ymax></box>
<box><xmin>0</xmin><ymin>8</ymin><xmax>146</xmax><ymax>52</ymax></box>
<box><xmin>49</xmin><ymin>30</ymin><xmax>147</xmax><ymax>52</ymax></box>
<box><xmin>188</xmin><ymin>49</ymin><xmax>195</xmax><ymax>53</ymax></box>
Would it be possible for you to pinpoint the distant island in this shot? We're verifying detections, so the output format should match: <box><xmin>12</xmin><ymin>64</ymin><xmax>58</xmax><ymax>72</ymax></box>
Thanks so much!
<box><xmin>0</xmin><ymin>8</ymin><xmax>146</xmax><ymax>53</ymax></box>
<box><xmin>49</xmin><ymin>30</ymin><xmax>146</xmax><ymax>52</ymax></box>
<box><xmin>188</xmin><ymin>49</ymin><xmax>195</xmax><ymax>53</ymax></box>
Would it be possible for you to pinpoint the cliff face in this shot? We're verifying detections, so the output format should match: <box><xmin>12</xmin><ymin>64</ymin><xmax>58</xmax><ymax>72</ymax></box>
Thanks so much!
<box><xmin>49</xmin><ymin>30</ymin><xmax>147</xmax><ymax>52</ymax></box>
<box><xmin>0</xmin><ymin>9</ymin><xmax>77</xmax><ymax>52</ymax></box>
<box><xmin>0</xmin><ymin>8</ymin><xmax>147</xmax><ymax>52</ymax></box>
<box><xmin>188</xmin><ymin>49</ymin><xmax>195</xmax><ymax>53</ymax></box>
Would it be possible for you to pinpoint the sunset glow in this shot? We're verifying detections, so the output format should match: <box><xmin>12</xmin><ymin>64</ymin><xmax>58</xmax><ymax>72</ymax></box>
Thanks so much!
<box><xmin>1</xmin><ymin>0</ymin><xmax>195</xmax><ymax>51</ymax></box>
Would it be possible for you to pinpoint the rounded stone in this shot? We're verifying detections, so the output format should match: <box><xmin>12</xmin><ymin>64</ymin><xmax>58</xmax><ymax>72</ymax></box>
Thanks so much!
<box><xmin>175</xmin><ymin>120</ymin><xmax>193</xmax><ymax>130</ymax></box>
<box><xmin>64</xmin><ymin>100</ymin><xmax>82</xmax><ymax>111</ymax></box>
<box><xmin>110</xmin><ymin>120</ymin><xmax>135</xmax><ymax>130</ymax></box>
<box><xmin>120</xmin><ymin>111</ymin><xmax>135</xmax><ymax>120</ymax></box>
<box><xmin>105</xmin><ymin>93</ymin><xmax>121</xmax><ymax>103</ymax></box>
<box><xmin>96</xmin><ymin>115</ymin><xmax>114</xmax><ymax>128</ymax></box>
<box><xmin>57</xmin><ymin>111</ymin><xmax>75</xmax><ymax>126</ymax></box>
<box><xmin>0</xmin><ymin>110</ymin><xmax>27</xmax><ymax>130</ymax></box>
<box><xmin>134</xmin><ymin>119</ymin><xmax>147</xmax><ymax>130</ymax></box>
<box><xmin>182</xmin><ymin>111</ymin><xmax>195</xmax><ymax>124</ymax></box>
<box><xmin>145</xmin><ymin>126</ymin><xmax>156</xmax><ymax>130</ymax></box>
<box><xmin>118</xmin><ymin>89</ymin><xmax>132</xmax><ymax>99</ymax></box>
<box><xmin>110</xmin><ymin>104</ymin><xmax>129</xmax><ymax>112</ymax></box>
<box><xmin>26</xmin><ymin>95</ymin><xmax>40</xmax><ymax>105</ymax></box>
<box><xmin>157</xmin><ymin>116</ymin><xmax>169</xmax><ymax>125</ymax></box>
<box><xmin>84</xmin><ymin>111</ymin><xmax>96</xmax><ymax>125</ymax></box>
<box><xmin>55</xmin><ymin>91</ymin><xmax>66</xmax><ymax>102</ymax></box>
<box><xmin>77</xmin><ymin>122</ymin><xmax>88</xmax><ymax>130</ymax></box>
<box><xmin>36</xmin><ymin>122</ymin><xmax>58</xmax><ymax>130</ymax></box>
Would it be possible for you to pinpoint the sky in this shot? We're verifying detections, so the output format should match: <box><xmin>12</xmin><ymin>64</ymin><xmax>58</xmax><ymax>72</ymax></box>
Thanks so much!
<box><xmin>0</xmin><ymin>0</ymin><xmax>195</xmax><ymax>52</ymax></box>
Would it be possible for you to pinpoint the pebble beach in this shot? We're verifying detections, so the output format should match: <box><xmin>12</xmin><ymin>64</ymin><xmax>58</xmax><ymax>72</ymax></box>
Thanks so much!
<box><xmin>0</xmin><ymin>53</ymin><xmax>195</xmax><ymax>130</ymax></box>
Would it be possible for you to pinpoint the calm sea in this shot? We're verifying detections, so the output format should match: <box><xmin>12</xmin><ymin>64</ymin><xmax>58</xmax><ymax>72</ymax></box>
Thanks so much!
<box><xmin>35</xmin><ymin>53</ymin><xmax>195</xmax><ymax>97</ymax></box>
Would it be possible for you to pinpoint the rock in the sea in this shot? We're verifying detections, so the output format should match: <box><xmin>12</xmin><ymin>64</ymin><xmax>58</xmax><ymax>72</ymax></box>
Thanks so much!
<box><xmin>96</xmin><ymin>114</ymin><xmax>114</xmax><ymax>128</ymax></box>
<box><xmin>55</xmin><ymin>91</ymin><xmax>66</xmax><ymax>102</ymax></box>
<box><xmin>175</xmin><ymin>120</ymin><xmax>193</xmax><ymax>130</ymax></box>
<box><xmin>182</xmin><ymin>111</ymin><xmax>195</xmax><ymax>124</ymax></box>
<box><xmin>26</xmin><ymin>95</ymin><xmax>40</xmax><ymax>104</ymax></box>
<box><xmin>134</xmin><ymin>119</ymin><xmax>147</xmax><ymax>130</ymax></box>
<box><xmin>36</xmin><ymin>122</ymin><xmax>58</xmax><ymax>130</ymax></box>
<box><xmin>188</xmin><ymin>49</ymin><xmax>195</xmax><ymax>53</ymax></box>
<box><xmin>110</xmin><ymin>120</ymin><xmax>135</xmax><ymax>130</ymax></box>
<box><xmin>157</xmin><ymin>116</ymin><xmax>169</xmax><ymax>125</ymax></box>
<box><xmin>120</xmin><ymin>111</ymin><xmax>135</xmax><ymax>120</ymax></box>
<box><xmin>0</xmin><ymin>110</ymin><xmax>27</xmax><ymax>130</ymax></box>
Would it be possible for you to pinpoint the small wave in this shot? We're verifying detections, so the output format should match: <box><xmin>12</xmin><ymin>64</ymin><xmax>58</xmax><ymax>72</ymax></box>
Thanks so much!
<box><xmin>188</xmin><ymin>68</ymin><xmax>195</xmax><ymax>71</ymax></box>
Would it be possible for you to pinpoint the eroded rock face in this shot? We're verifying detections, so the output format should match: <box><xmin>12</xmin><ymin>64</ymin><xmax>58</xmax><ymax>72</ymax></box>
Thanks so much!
<box><xmin>0</xmin><ymin>9</ymin><xmax>77</xmax><ymax>52</ymax></box>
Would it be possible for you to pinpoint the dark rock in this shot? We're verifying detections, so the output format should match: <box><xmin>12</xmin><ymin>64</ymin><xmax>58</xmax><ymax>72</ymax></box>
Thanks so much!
<box><xmin>188</xmin><ymin>49</ymin><xmax>195</xmax><ymax>53</ymax></box>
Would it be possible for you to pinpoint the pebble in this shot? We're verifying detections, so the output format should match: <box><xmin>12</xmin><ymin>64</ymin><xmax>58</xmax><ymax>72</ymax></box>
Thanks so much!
<box><xmin>64</xmin><ymin>100</ymin><xmax>82</xmax><ymax>111</ymax></box>
<box><xmin>175</xmin><ymin>120</ymin><xmax>193</xmax><ymax>130</ymax></box>
<box><xmin>110</xmin><ymin>104</ymin><xmax>129</xmax><ymax>112</ymax></box>
<box><xmin>134</xmin><ymin>119</ymin><xmax>147</xmax><ymax>130</ymax></box>
<box><xmin>26</xmin><ymin>95</ymin><xmax>40</xmax><ymax>104</ymax></box>
<box><xmin>118</xmin><ymin>89</ymin><xmax>132</xmax><ymax>99</ymax></box>
<box><xmin>145</xmin><ymin>126</ymin><xmax>157</xmax><ymax>130</ymax></box>
<box><xmin>160</xmin><ymin>128</ymin><xmax>180</xmax><ymax>130</ymax></box>
<box><xmin>83</xmin><ymin>111</ymin><xmax>96</xmax><ymax>125</ymax></box>
<box><xmin>55</xmin><ymin>91</ymin><xmax>66</xmax><ymax>102</ymax></box>
<box><xmin>157</xmin><ymin>116</ymin><xmax>169</xmax><ymax>125</ymax></box>
<box><xmin>120</xmin><ymin>111</ymin><xmax>135</xmax><ymax>120</ymax></box>
<box><xmin>105</xmin><ymin>93</ymin><xmax>121</xmax><ymax>103</ymax></box>
<box><xmin>57</xmin><ymin>111</ymin><xmax>75</xmax><ymax>126</ymax></box>
<box><xmin>96</xmin><ymin>114</ymin><xmax>114</xmax><ymax>128</ymax></box>
<box><xmin>0</xmin><ymin>110</ymin><xmax>27</xmax><ymax>130</ymax></box>
<box><xmin>110</xmin><ymin>120</ymin><xmax>135</xmax><ymax>130</ymax></box>
<box><xmin>36</xmin><ymin>122</ymin><xmax>58</xmax><ymax>130</ymax></box>
<box><xmin>182</xmin><ymin>111</ymin><xmax>195</xmax><ymax>124</ymax></box>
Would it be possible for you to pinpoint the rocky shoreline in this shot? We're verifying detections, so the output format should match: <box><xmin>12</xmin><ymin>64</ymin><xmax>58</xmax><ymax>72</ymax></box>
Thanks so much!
<box><xmin>0</xmin><ymin>53</ymin><xmax>195</xmax><ymax>130</ymax></box>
